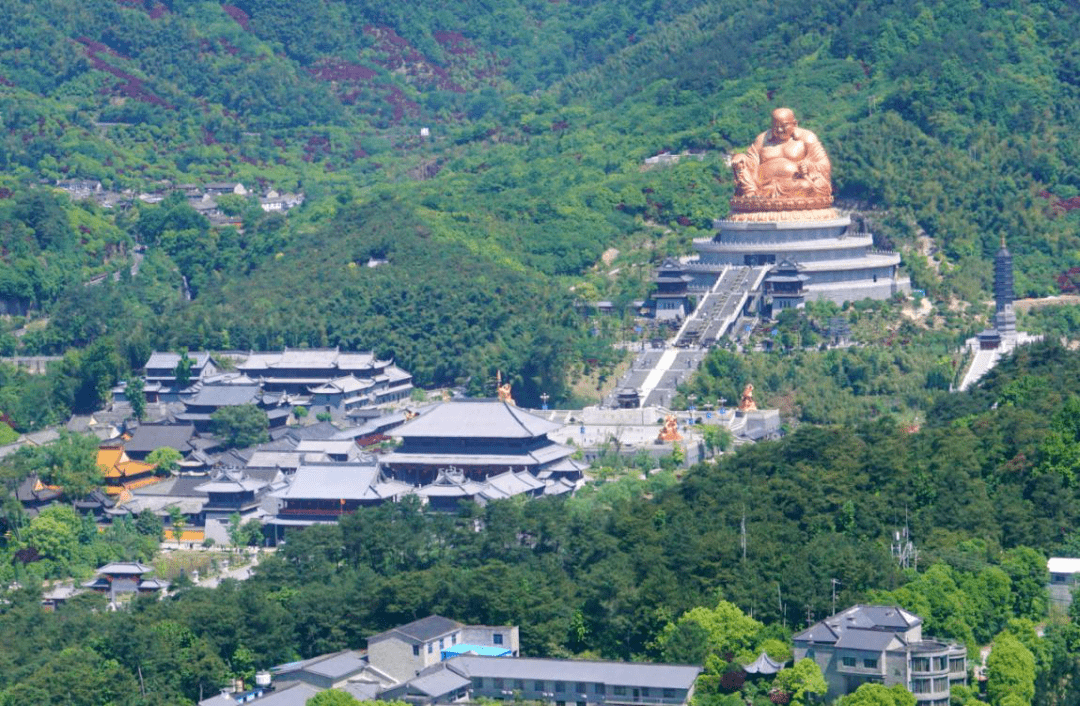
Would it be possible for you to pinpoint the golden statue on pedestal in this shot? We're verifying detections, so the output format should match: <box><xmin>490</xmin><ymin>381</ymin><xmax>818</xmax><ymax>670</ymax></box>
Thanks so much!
<box><xmin>495</xmin><ymin>370</ymin><xmax>515</xmax><ymax>406</ymax></box>
<box><xmin>658</xmin><ymin>414</ymin><xmax>683</xmax><ymax>442</ymax></box>
<box><xmin>738</xmin><ymin>383</ymin><xmax>758</xmax><ymax>413</ymax></box>
<box><xmin>729</xmin><ymin>108</ymin><xmax>836</xmax><ymax>222</ymax></box>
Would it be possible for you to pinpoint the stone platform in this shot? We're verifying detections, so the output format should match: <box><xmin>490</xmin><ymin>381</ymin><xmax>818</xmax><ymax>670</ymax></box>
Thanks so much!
<box><xmin>688</xmin><ymin>214</ymin><xmax>909</xmax><ymax>305</ymax></box>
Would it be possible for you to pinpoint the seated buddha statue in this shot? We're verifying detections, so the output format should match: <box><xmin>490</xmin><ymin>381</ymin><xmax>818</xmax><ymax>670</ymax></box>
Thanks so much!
<box><xmin>730</xmin><ymin>108</ymin><xmax>832</xmax><ymax>202</ymax></box>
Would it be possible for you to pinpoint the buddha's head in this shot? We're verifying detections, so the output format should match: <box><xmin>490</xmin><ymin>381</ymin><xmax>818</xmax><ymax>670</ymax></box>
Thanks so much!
<box><xmin>771</xmin><ymin>108</ymin><xmax>797</xmax><ymax>141</ymax></box>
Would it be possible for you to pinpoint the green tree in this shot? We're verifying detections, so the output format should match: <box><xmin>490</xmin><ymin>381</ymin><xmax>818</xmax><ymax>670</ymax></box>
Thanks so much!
<box><xmin>40</xmin><ymin>432</ymin><xmax>102</xmax><ymax>503</ymax></box>
<box><xmin>168</xmin><ymin>505</ymin><xmax>187</xmax><ymax>544</ymax></box>
<box><xmin>135</xmin><ymin>509</ymin><xmax>164</xmax><ymax>540</ymax></box>
<box><xmin>701</xmin><ymin>424</ymin><xmax>733</xmax><ymax>455</ymax></box>
<box><xmin>212</xmin><ymin>405</ymin><xmax>269</xmax><ymax>449</ymax></box>
<box><xmin>653</xmin><ymin>600</ymin><xmax>763</xmax><ymax>663</ymax></box>
<box><xmin>22</xmin><ymin>504</ymin><xmax>82</xmax><ymax>564</ymax></box>
<box><xmin>146</xmin><ymin>446</ymin><xmax>182</xmax><ymax>475</ymax></box>
<box><xmin>306</xmin><ymin>689</ymin><xmax>362</xmax><ymax>706</ymax></box>
<box><xmin>127</xmin><ymin>376</ymin><xmax>146</xmax><ymax>421</ymax></box>
<box><xmin>174</xmin><ymin>350</ymin><xmax>194</xmax><ymax>389</ymax></box>
<box><xmin>837</xmin><ymin>683</ymin><xmax>916</xmax><ymax>706</ymax></box>
<box><xmin>986</xmin><ymin>632</ymin><xmax>1036</xmax><ymax>706</ymax></box>
<box><xmin>771</xmin><ymin>659</ymin><xmax>827</xmax><ymax>706</ymax></box>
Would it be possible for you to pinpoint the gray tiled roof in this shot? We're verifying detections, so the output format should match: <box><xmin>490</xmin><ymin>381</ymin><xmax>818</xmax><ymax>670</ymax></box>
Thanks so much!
<box><xmin>125</xmin><ymin>425</ymin><xmax>195</xmax><ymax>454</ymax></box>
<box><xmin>408</xmin><ymin>669</ymin><xmax>471</xmax><ymax>696</ymax></box>
<box><xmin>239</xmin><ymin>682</ymin><xmax>318</xmax><ymax>706</ymax></box>
<box><xmin>369</xmin><ymin>615</ymin><xmax>463</xmax><ymax>645</ymax></box>
<box><xmin>303</xmin><ymin>651</ymin><xmax>367</xmax><ymax>679</ymax></box>
<box><xmin>246</xmin><ymin>451</ymin><xmax>305</xmax><ymax>470</ymax></box>
<box><xmin>341</xmin><ymin>682</ymin><xmax>381</xmax><ymax>701</ymax></box>
<box><xmin>146</xmin><ymin>351</ymin><xmax>213</xmax><ymax>370</ymax></box>
<box><xmin>271</xmin><ymin>464</ymin><xmax>380</xmax><ymax>501</ymax></box>
<box><xmin>446</xmin><ymin>655</ymin><xmax>701</xmax><ymax>689</ymax></box>
<box><xmin>283</xmin><ymin>421</ymin><xmax>343</xmax><ymax>441</ymax></box>
<box><xmin>186</xmin><ymin>385</ymin><xmax>260</xmax><ymax>407</ymax></box>
<box><xmin>794</xmin><ymin>605</ymin><xmax>922</xmax><ymax>648</ymax></box>
<box><xmin>835</xmin><ymin>629</ymin><xmax>902</xmax><ymax>651</ymax></box>
<box><xmin>295</xmin><ymin>440</ymin><xmax>357</xmax><ymax>455</ymax></box>
<box><xmin>131</xmin><ymin>475</ymin><xmax>209</xmax><ymax>497</ymax></box>
<box><xmin>390</xmin><ymin>401</ymin><xmax>560</xmax><ymax>439</ymax></box>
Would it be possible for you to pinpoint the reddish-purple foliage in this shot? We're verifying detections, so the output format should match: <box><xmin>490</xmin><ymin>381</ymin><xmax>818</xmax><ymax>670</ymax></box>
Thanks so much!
<box><xmin>383</xmin><ymin>85</ymin><xmax>419</xmax><ymax>123</ymax></box>
<box><xmin>77</xmin><ymin>37</ymin><xmax>174</xmax><ymax>108</ymax></box>
<box><xmin>1057</xmin><ymin>266</ymin><xmax>1080</xmax><ymax>294</ymax></box>
<box><xmin>718</xmin><ymin>670</ymin><xmax>746</xmax><ymax>692</ymax></box>
<box><xmin>221</xmin><ymin>4</ymin><xmax>251</xmax><ymax>31</ymax></box>
<box><xmin>308</xmin><ymin>58</ymin><xmax>377</xmax><ymax>82</ymax></box>
<box><xmin>433</xmin><ymin>30</ymin><xmax>475</xmax><ymax>57</ymax></box>
<box><xmin>1038</xmin><ymin>189</ymin><xmax>1080</xmax><ymax>216</ymax></box>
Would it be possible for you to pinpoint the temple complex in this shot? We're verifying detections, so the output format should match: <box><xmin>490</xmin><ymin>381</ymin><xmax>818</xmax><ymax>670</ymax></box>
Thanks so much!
<box><xmin>662</xmin><ymin>108</ymin><xmax>909</xmax><ymax>331</ymax></box>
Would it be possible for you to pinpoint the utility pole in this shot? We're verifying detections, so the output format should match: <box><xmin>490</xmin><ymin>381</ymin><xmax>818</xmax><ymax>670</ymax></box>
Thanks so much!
<box><xmin>831</xmin><ymin>578</ymin><xmax>841</xmax><ymax>616</ymax></box>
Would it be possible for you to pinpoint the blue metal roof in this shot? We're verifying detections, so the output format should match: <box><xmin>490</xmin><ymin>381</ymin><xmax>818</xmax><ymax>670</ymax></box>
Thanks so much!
<box><xmin>441</xmin><ymin>644</ymin><xmax>512</xmax><ymax>660</ymax></box>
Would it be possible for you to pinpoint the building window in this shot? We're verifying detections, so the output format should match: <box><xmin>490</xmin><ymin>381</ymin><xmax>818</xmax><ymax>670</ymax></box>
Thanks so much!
<box><xmin>495</xmin><ymin>679</ymin><xmax>504</xmax><ymax>690</ymax></box>
<box><xmin>475</xmin><ymin>678</ymin><xmax>485</xmax><ymax>689</ymax></box>
<box><xmin>933</xmin><ymin>656</ymin><xmax>948</xmax><ymax>672</ymax></box>
<box><xmin>613</xmin><ymin>687</ymin><xmax>626</xmax><ymax>696</ymax></box>
<box><xmin>494</xmin><ymin>633</ymin><xmax>504</xmax><ymax>645</ymax></box>
<box><xmin>452</xmin><ymin>634</ymin><xmax>457</xmax><ymax>645</ymax></box>
<box><xmin>427</xmin><ymin>643</ymin><xmax>433</xmax><ymax>654</ymax></box>
<box><xmin>842</xmin><ymin>657</ymin><xmax>856</xmax><ymax>667</ymax></box>
<box><xmin>440</xmin><ymin>638</ymin><xmax>445</xmax><ymax>650</ymax></box>
<box><xmin>515</xmin><ymin>680</ymin><xmax>525</xmax><ymax>691</ymax></box>
<box><xmin>413</xmin><ymin>645</ymin><xmax>419</xmax><ymax>656</ymax></box>
<box><xmin>641</xmin><ymin>688</ymin><xmax>650</xmax><ymax>697</ymax></box>
<box><xmin>555</xmin><ymin>683</ymin><xmax>565</xmax><ymax>693</ymax></box>
<box><xmin>911</xmin><ymin>657</ymin><xmax>930</xmax><ymax>673</ymax></box>
<box><xmin>535</xmin><ymin>682</ymin><xmax>545</xmax><ymax>692</ymax></box>
<box><xmin>863</xmin><ymin>658</ymin><xmax>878</xmax><ymax>669</ymax></box>
<box><xmin>577</xmin><ymin>683</ymin><xmax>588</xmax><ymax>694</ymax></box>
<box><xmin>595</xmin><ymin>684</ymin><xmax>606</xmax><ymax>695</ymax></box>
<box><xmin>663</xmin><ymin>689</ymin><xmax>675</xmax><ymax>699</ymax></box>
<box><xmin>949</xmin><ymin>658</ymin><xmax>965</xmax><ymax>673</ymax></box>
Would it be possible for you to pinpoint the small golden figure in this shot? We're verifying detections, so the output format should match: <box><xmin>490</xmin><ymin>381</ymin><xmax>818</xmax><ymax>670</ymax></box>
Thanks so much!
<box><xmin>495</xmin><ymin>370</ymin><xmax>515</xmax><ymax>405</ymax></box>
<box><xmin>658</xmin><ymin>414</ymin><xmax>683</xmax><ymax>442</ymax></box>
<box><xmin>738</xmin><ymin>383</ymin><xmax>757</xmax><ymax>413</ymax></box>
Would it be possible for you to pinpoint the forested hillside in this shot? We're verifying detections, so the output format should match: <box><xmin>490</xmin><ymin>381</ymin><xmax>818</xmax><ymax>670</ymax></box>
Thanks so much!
<box><xmin>0</xmin><ymin>0</ymin><xmax>1078</xmax><ymax>417</ymax></box>
<box><xmin>5</xmin><ymin>342</ymin><xmax>1080</xmax><ymax>704</ymax></box>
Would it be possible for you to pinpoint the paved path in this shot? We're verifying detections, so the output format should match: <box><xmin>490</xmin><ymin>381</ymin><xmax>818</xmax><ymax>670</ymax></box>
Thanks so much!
<box><xmin>196</xmin><ymin>551</ymin><xmax>266</xmax><ymax>588</ymax></box>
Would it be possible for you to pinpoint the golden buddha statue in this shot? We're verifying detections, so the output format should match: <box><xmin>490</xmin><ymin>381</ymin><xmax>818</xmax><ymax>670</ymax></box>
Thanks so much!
<box><xmin>729</xmin><ymin>108</ymin><xmax>836</xmax><ymax>221</ymax></box>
